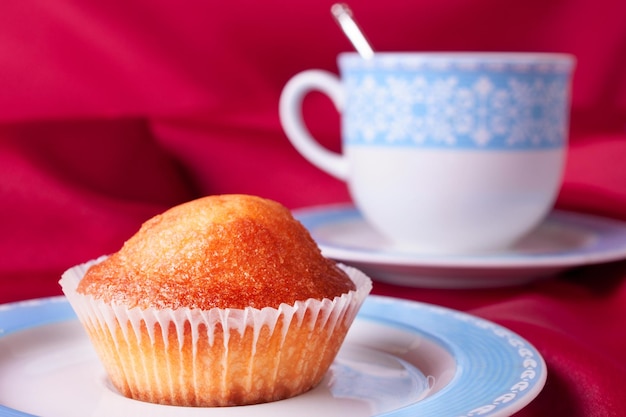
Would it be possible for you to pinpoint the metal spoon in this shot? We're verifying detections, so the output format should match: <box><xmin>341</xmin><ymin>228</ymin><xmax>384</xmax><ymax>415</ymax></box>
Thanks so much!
<box><xmin>331</xmin><ymin>3</ymin><xmax>375</xmax><ymax>59</ymax></box>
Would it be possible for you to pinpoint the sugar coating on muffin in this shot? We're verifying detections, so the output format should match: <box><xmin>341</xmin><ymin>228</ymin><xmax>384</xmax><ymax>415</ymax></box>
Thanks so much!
<box><xmin>77</xmin><ymin>194</ymin><xmax>355</xmax><ymax>310</ymax></box>
<box><xmin>60</xmin><ymin>194</ymin><xmax>372</xmax><ymax>407</ymax></box>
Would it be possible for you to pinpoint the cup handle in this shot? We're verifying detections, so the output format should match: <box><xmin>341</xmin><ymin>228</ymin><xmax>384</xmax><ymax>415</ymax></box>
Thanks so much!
<box><xmin>279</xmin><ymin>70</ymin><xmax>348</xmax><ymax>180</ymax></box>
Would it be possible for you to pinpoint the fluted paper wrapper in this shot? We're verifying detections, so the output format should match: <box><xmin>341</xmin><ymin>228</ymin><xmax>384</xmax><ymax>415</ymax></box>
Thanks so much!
<box><xmin>60</xmin><ymin>257</ymin><xmax>372</xmax><ymax>407</ymax></box>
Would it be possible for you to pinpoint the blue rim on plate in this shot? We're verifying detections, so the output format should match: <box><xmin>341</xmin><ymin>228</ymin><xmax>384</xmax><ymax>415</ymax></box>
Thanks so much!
<box><xmin>0</xmin><ymin>296</ymin><xmax>546</xmax><ymax>417</ymax></box>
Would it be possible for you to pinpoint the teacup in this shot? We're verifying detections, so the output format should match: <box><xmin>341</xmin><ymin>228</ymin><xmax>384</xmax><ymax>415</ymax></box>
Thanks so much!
<box><xmin>280</xmin><ymin>52</ymin><xmax>576</xmax><ymax>254</ymax></box>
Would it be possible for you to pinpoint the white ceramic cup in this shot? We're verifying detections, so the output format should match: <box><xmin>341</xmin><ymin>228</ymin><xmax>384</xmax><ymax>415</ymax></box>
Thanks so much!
<box><xmin>280</xmin><ymin>52</ymin><xmax>576</xmax><ymax>254</ymax></box>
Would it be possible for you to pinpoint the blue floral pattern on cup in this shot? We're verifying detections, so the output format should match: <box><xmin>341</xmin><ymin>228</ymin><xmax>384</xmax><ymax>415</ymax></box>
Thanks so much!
<box><xmin>340</xmin><ymin>54</ymin><xmax>574</xmax><ymax>150</ymax></box>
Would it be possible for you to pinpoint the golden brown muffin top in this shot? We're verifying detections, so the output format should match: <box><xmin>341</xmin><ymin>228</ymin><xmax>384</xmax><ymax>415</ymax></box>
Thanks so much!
<box><xmin>77</xmin><ymin>194</ymin><xmax>355</xmax><ymax>310</ymax></box>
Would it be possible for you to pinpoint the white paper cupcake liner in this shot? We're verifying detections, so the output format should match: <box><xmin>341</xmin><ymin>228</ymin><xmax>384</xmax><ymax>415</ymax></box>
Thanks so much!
<box><xmin>60</xmin><ymin>257</ymin><xmax>372</xmax><ymax>406</ymax></box>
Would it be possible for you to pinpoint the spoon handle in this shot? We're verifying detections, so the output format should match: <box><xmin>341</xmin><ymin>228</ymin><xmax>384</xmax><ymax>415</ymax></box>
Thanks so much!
<box><xmin>331</xmin><ymin>3</ymin><xmax>375</xmax><ymax>59</ymax></box>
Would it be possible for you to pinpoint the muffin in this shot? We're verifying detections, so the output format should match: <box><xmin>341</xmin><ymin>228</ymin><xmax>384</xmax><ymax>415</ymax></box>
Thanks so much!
<box><xmin>59</xmin><ymin>194</ymin><xmax>371</xmax><ymax>407</ymax></box>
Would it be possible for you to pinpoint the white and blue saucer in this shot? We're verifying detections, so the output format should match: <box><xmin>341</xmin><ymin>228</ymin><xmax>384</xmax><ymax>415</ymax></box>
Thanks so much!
<box><xmin>0</xmin><ymin>295</ymin><xmax>546</xmax><ymax>417</ymax></box>
<box><xmin>294</xmin><ymin>204</ymin><xmax>626</xmax><ymax>288</ymax></box>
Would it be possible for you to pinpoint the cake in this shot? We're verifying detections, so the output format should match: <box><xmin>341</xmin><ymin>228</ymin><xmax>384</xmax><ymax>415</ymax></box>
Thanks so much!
<box><xmin>59</xmin><ymin>194</ymin><xmax>372</xmax><ymax>407</ymax></box>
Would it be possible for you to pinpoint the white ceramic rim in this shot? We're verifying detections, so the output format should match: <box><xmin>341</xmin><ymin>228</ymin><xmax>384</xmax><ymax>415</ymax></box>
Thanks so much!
<box><xmin>338</xmin><ymin>51</ymin><xmax>576</xmax><ymax>65</ymax></box>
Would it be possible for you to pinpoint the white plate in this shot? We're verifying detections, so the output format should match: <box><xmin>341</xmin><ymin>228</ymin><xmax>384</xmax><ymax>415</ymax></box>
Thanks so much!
<box><xmin>294</xmin><ymin>204</ymin><xmax>626</xmax><ymax>288</ymax></box>
<box><xmin>0</xmin><ymin>296</ymin><xmax>545</xmax><ymax>417</ymax></box>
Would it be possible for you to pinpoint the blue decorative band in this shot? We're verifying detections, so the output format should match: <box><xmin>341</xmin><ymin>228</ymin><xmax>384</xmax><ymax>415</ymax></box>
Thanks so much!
<box><xmin>339</xmin><ymin>54</ymin><xmax>574</xmax><ymax>150</ymax></box>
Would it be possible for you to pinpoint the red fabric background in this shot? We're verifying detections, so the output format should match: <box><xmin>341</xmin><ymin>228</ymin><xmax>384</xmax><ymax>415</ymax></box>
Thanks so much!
<box><xmin>1</xmin><ymin>1</ymin><xmax>625</xmax><ymax>415</ymax></box>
